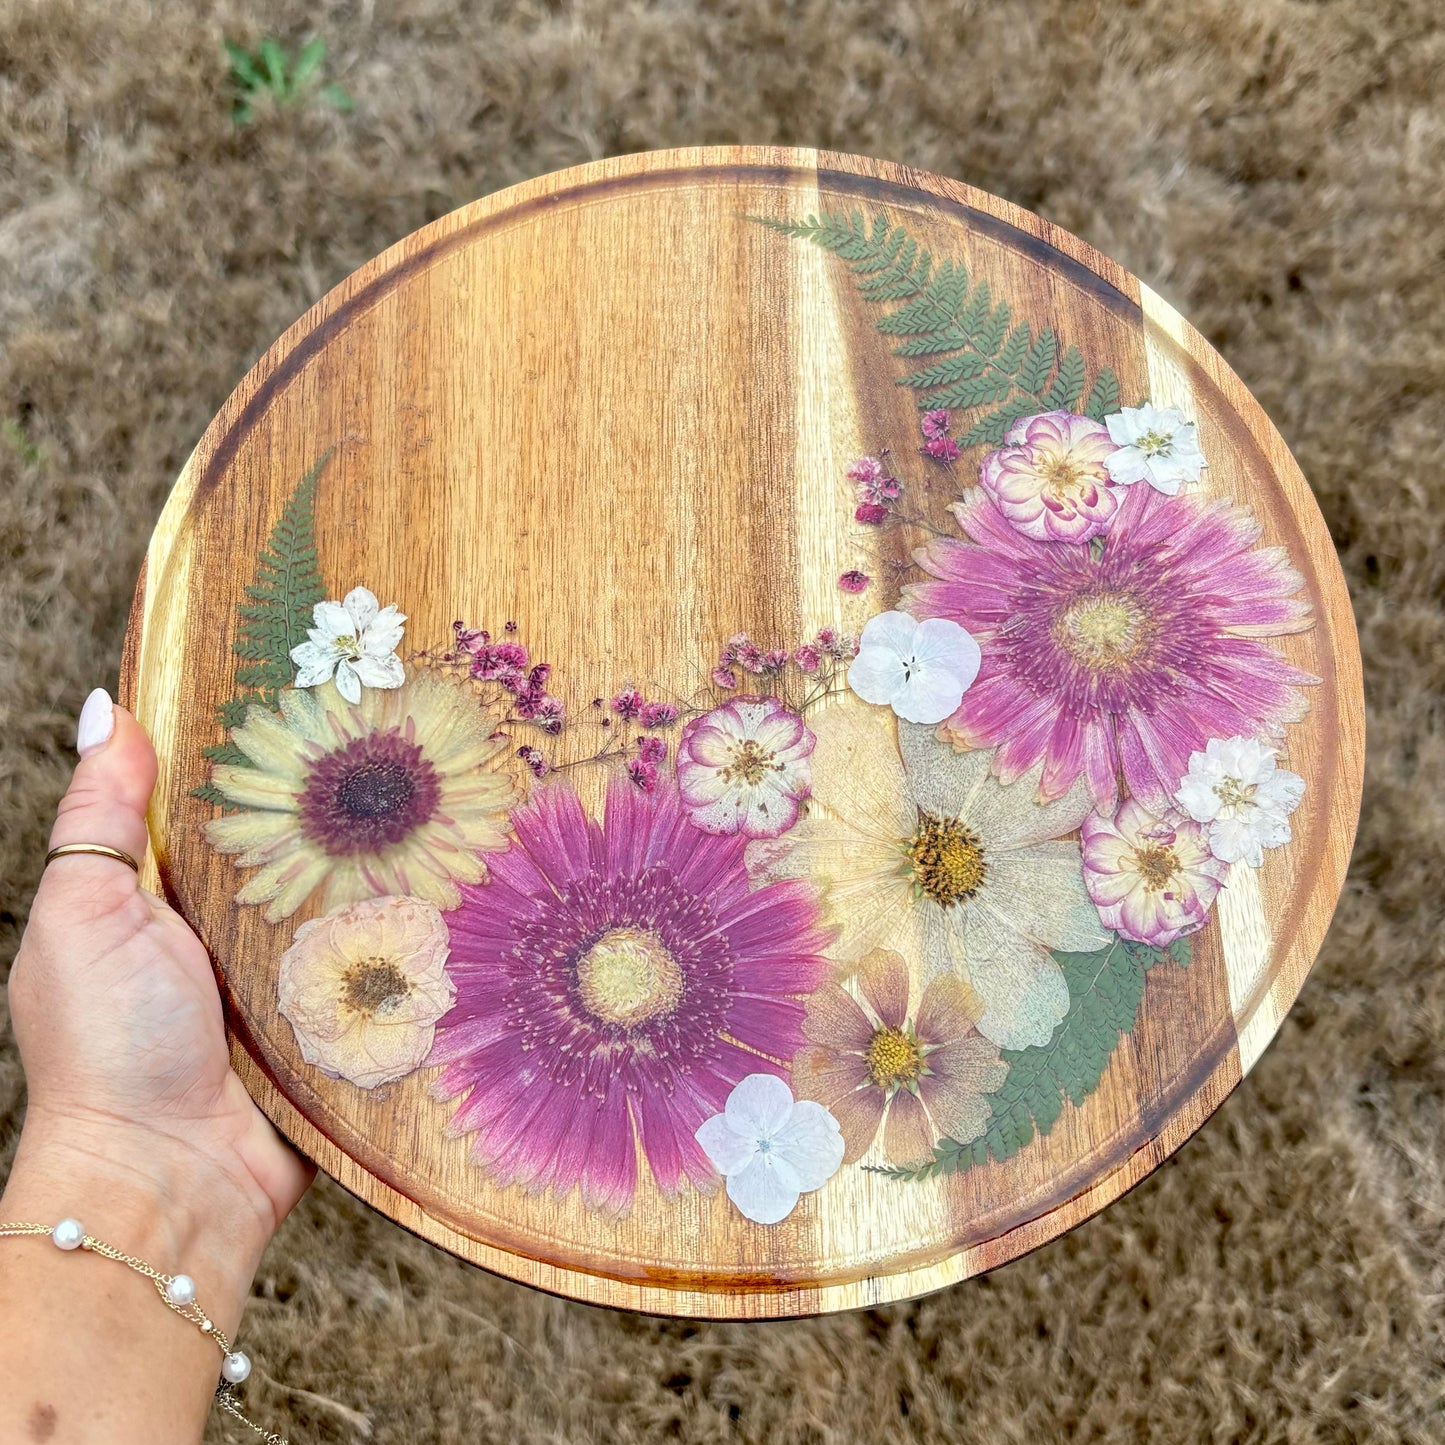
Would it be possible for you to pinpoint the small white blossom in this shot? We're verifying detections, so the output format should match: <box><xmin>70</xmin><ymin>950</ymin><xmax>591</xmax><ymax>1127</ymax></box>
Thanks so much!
<box><xmin>291</xmin><ymin>586</ymin><xmax>406</xmax><ymax>704</ymax></box>
<box><xmin>1174</xmin><ymin>735</ymin><xmax>1305</xmax><ymax>868</ymax></box>
<box><xmin>847</xmin><ymin>610</ymin><xmax>981</xmax><ymax>726</ymax></box>
<box><xmin>1104</xmin><ymin>402</ymin><xmax>1207</xmax><ymax>495</ymax></box>
<box><xmin>695</xmin><ymin>1073</ymin><xmax>844</xmax><ymax>1224</ymax></box>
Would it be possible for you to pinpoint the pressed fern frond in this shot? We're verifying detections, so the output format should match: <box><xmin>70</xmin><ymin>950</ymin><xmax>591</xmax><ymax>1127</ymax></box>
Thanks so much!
<box><xmin>756</xmin><ymin>211</ymin><xmax>1125</xmax><ymax>446</ymax></box>
<box><xmin>192</xmin><ymin>452</ymin><xmax>331</xmax><ymax>805</ymax></box>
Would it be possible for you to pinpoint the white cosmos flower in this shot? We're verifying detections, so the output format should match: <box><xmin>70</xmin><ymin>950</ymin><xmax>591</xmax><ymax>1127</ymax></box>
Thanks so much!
<box><xmin>1173</xmin><ymin>735</ymin><xmax>1305</xmax><ymax>868</ymax></box>
<box><xmin>848</xmin><ymin>611</ymin><xmax>981</xmax><ymax>726</ymax></box>
<box><xmin>291</xmin><ymin>586</ymin><xmax>407</xmax><ymax>705</ymax></box>
<box><xmin>695</xmin><ymin>1073</ymin><xmax>844</xmax><ymax>1224</ymax></box>
<box><xmin>749</xmin><ymin>705</ymin><xmax>1108</xmax><ymax>1050</ymax></box>
<box><xmin>1104</xmin><ymin>402</ymin><xmax>1207</xmax><ymax>495</ymax></box>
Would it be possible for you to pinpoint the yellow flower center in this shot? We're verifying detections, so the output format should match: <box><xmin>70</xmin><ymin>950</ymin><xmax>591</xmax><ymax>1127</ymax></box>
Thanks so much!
<box><xmin>576</xmin><ymin>927</ymin><xmax>683</xmax><ymax>1027</ymax></box>
<box><xmin>720</xmin><ymin>739</ymin><xmax>780</xmax><ymax>787</ymax></box>
<box><xmin>1214</xmin><ymin>777</ymin><xmax>1257</xmax><ymax>809</ymax></box>
<box><xmin>1055</xmin><ymin>592</ymin><xmax>1150</xmax><ymax>671</ymax></box>
<box><xmin>1042</xmin><ymin>455</ymin><xmax>1086</xmax><ymax>496</ymax></box>
<box><xmin>342</xmin><ymin>957</ymin><xmax>411</xmax><ymax>1017</ymax></box>
<box><xmin>907</xmin><ymin>813</ymin><xmax>988</xmax><ymax>907</ymax></box>
<box><xmin>1137</xmin><ymin>428</ymin><xmax>1174</xmax><ymax>456</ymax></box>
<box><xmin>1130</xmin><ymin>843</ymin><xmax>1181</xmax><ymax>892</ymax></box>
<box><xmin>866</xmin><ymin>1026</ymin><xmax>924</xmax><ymax>1089</ymax></box>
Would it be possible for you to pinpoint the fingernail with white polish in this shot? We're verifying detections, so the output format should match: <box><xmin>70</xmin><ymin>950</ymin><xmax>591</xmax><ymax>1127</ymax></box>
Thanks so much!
<box><xmin>76</xmin><ymin>687</ymin><xmax>115</xmax><ymax>758</ymax></box>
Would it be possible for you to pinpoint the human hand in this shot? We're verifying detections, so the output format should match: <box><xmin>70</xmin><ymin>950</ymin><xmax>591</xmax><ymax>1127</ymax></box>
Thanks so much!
<box><xmin>4</xmin><ymin>689</ymin><xmax>312</xmax><ymax>1291</ymax></box>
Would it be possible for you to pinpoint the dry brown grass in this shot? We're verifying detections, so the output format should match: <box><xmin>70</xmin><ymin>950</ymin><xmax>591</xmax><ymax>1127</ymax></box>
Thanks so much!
<box><xmin>2</xmin><ymin>1</ymin><xmax>1443</xmax><ymax>1440</ymax></box>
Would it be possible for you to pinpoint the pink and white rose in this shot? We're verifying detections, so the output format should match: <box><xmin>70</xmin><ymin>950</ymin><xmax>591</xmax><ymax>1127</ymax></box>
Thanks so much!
<box><xmin>676</xmin><ymin>696</ymin><xmax>815</xmax><ymax>839</ymax></box>
<box><xmin>1081</xmin><ymin>800</ymin><xmax>1228</xmax><ymax>947</ymax></box>
<box><xmin>978</xmin><ymin>409</ymin><xmax>1121</xmax><ymax>543</ymax></box>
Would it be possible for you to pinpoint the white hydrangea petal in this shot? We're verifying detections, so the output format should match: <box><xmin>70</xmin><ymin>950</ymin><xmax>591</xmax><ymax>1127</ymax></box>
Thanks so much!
<box><xmin>847</xmin><ymin>647</ymin><xmax>908</xmax><ymax>708</ymax></box>
<box><xmin>894</xmin><ymin>664</ymin><xmax>964</xmax><ymax>725</ymax></box>
<box><xmin>910</xmin><ymin>617</ymin><xmax>981</xmax><ymax>689</ymax></box>
<box><xmin>858</xmin><ymin>609</ymin><xmax>920</xmax><ymax>656</ymax></box>
<box><xmin>695</xmin><ymin>1114</ymin><xmax>758</xmax><ymax>1175</ymax></box>
<box><xmin>342</xmin><ymin>586</ymin><xmax>380</xmax><ymax>630</ymax></box>
<box><xmin>772</xmin><ymin>1101</ymin><xmax>844</xmax><ymax>1192</ymax></box>
<box><xmin>723</xmin><ymin>1072</ymin><xmax>795</xmax><ymax>1138</ymax></box>
<box><xmin>334</xmin><ymin>659</ymin><xmax>363</xmax><ymax>705</ymax></box>
<box><xmin>725</xmin><ymin>1152</ymin><xmax>803</xmax><ymax>1225</ymax></box>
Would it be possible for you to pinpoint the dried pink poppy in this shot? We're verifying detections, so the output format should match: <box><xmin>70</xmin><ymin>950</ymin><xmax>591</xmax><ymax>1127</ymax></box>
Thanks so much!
<box><xmin>676</xmin><ymin>696</ymin><xmax>815</xmax><ymax>839</ymax></box>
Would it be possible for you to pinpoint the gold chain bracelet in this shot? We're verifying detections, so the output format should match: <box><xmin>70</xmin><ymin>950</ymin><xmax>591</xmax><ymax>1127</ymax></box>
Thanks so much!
<box><xmin>0</xmin><ymin>1219</ymin><xmax>288</xmax><ymax>1443</ymax></box>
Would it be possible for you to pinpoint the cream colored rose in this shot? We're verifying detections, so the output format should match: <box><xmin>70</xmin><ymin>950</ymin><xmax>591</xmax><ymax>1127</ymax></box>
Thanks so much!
<box><xmin>277</xmin><ymin>895</ymin><xmax>454</xmax><ymax>1089</ymax></box>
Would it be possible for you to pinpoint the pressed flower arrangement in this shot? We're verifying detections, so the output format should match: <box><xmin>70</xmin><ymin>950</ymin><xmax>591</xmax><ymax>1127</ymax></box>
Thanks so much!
<box><xmin>130</xmin><ymin>152</ymin><xmax>1361</xmax><ymax>1313</ymax></box>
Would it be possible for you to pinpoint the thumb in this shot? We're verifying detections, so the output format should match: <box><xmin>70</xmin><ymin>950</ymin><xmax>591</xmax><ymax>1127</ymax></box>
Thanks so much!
<box><xmin>45</xmin><ymin>688</ymin><xmax>158</xmax><ymax>886</ymax></box>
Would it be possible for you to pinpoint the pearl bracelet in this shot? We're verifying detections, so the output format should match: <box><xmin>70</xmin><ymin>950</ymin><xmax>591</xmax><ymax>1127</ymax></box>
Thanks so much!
<box><xmin>0</xmin><ymin>1218</ymin><xmax>287</xmax><ymax>1444</ymax></box>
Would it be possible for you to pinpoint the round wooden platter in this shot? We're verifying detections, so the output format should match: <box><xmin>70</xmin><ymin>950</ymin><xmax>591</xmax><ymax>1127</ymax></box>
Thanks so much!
<box><xmin>122</xmin><ymin>147</ymin><xmax>1364</xmax><ymax>1318</ymax></box>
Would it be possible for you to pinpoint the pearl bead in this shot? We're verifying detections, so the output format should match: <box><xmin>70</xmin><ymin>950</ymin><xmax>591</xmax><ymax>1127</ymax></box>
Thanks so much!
<box><xmin>164</xmin><ymin>1274</ymin><xmax>197</xmax><ymax>1306</ymax></box>
<box><xmin>221</xmin><ymin>1352</ymin><xmax>251</xmax><ymax>1385</ymax></box>
<box><xmin>51</xmin><ymin>1219</ymin><xmax>84</xmax><ymax>1251</ymax></box>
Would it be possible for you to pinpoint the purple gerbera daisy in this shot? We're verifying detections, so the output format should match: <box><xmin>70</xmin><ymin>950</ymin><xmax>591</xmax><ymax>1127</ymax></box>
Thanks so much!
<box><xmin>905</xmin><ymin>482</ymin><xmax>1317</xmax><ymax>810</ymax></box>
<box><xmin>429</xmin><ymin>778</ymin><xmax>832</xmax><ymax>1213</ymax></box>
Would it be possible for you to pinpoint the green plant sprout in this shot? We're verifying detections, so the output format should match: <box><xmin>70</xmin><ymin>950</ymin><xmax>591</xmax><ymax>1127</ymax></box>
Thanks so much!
<box><xmin>2</xmin><ymin>419</ymin><xmax>42</xmax><ymax>466</ymax></box>
<box><xmin>224</xmin><ymin>37</ymin><xmax>353</xmax><ymax>124</ymax></box>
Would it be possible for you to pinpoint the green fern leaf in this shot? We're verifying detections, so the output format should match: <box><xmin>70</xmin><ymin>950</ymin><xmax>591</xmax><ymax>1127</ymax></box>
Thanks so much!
<box><xmin>924</xmin><ymin>374</ymin><xmax>1014</xmax><ymax>412</ymax></box>
<box><xmin>193</xmin><ymin>452</ymin><xmax>332</xmax><ymax>808</ymax></box>
<box><xmin>976</xmin><ymin>300</ymin><xmax>1012</xmax><ymax>356</ymax></box>
<box><xmin>756</xmin><ymin>213</ymin><xmax>1132</xmax><ymax>450</ymax></box>
<box><xmin>1044</xmin><ymin>346</ymin><xmax>1087</xmax><ymax>409</ymax></box>
<box><xmin>1083</xmin><ymin>367</ymin><xmax>1122</xmax><ymax>421</ymax></box>
<box><xmin>957</xmin><ymin>279</ymin><xmax>994</xmax><ymax>338</ymax></box>
<box><xmin>995</xmin><ymin>322</ymin><xmax>1032</xmax><ymax>376</ymax></box>
<box><xmin>896</xmin><ymin>353</ymin><xmax>991</xmax><ymax>389</ymax></box>
<box><xmin>892</xmin><ymin>331</ymin><xmax>966</xmax><ymax>358</ymax></box>
<box><xmin>958</xmin><ymin>395</ymin><xmax>1035</xmax><ymax>448</ymax></box>
<box><xmin>1018</xmin><ymin>328</ymin><xmax>1058</xmax><ymax>396</ymax></box>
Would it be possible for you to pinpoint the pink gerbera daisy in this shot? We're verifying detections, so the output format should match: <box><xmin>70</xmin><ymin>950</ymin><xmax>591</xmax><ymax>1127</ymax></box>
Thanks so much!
<box><xmin>905</xmin><ymin>483</ymin><xmax>1316</xmax><ymax>810</ymax></box>
<box><xmin>430</xmin><ymin>779</ymin><xmax>832</xmax><ymax>1213</ymax></box>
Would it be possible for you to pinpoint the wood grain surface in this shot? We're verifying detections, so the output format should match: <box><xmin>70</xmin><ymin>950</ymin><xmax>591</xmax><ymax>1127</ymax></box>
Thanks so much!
<box><xmin>120</xmin><ymin>146</ymin><xmax>1364</xmax><ymax>1318</ymax></box>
